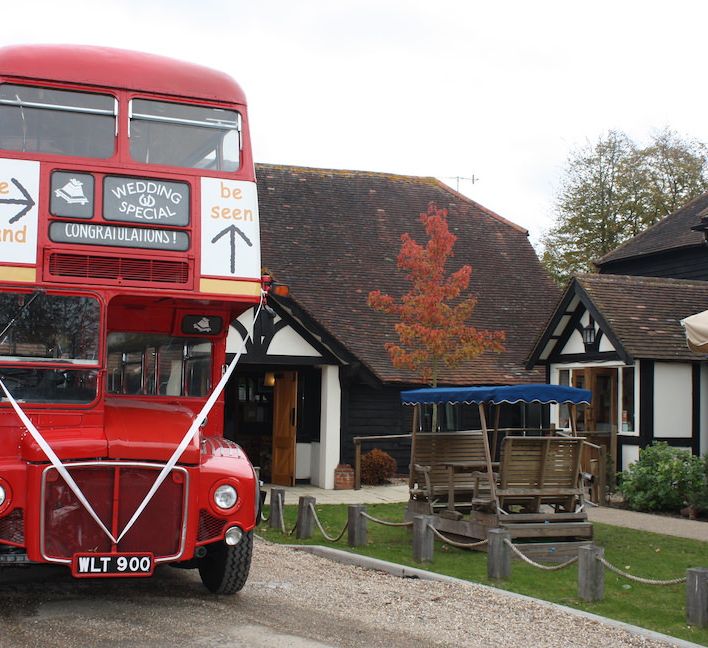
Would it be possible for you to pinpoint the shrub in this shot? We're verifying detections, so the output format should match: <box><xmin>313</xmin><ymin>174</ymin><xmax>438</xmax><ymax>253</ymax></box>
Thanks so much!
<box><xmin>619</xmin><ymin>442</ymin><xmax>706</xmax><ymax>513</ymax></box>
<box><xmin>687</xmin><ymin>454</ymin><xmax>708</xmax><ymax>513</ymax></box>
<box><xmin>360</xmin><ymin>448</ymin><xmax>397</xmax><ymax>485</ymax></box>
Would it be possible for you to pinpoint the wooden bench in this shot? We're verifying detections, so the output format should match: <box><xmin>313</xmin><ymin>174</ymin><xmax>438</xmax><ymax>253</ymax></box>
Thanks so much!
<box><xmin>409</xmin><ymin>430</ymin><xmax>496</xmax><ymax>512</ymax></box>
<box><xmin>495</xmin><ymin>436</ymin><xmax>584</xmax><ymax>514</ymax></box>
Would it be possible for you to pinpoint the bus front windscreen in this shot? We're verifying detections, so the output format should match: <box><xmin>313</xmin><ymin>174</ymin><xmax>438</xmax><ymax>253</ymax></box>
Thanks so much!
<box><xmin>0</xmin><ymin>291</ymin><xmax>100</xmax><ymax>404</ymax></box>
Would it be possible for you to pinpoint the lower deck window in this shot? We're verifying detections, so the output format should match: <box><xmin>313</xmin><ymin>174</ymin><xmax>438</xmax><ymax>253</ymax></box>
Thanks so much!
<box><xmin>0</xmin><ymin>290</ymin><xmax>100</xmax><ymax>404</ymax></box>
<box><xmin>107</xmin><ymin>333</ymin><xmax>211</xmax><ymax>397</ymax></box>
<box><xmin>0</xmin><ymin>367</ymin><xmax>97</xmax><ymax>403</ymax></box>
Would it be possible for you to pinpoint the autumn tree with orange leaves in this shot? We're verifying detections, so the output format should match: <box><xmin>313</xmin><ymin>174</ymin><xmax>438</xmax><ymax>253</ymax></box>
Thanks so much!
<box><xmin>368</xmin><ymin>203</ymin><xmax>505</xmax><ymax>389</ymax></box>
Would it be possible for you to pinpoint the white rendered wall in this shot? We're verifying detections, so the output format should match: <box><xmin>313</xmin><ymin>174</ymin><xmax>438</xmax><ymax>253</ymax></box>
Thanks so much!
<box><xmin>561</xmin><ymin>329</ymin><xmax>585</xmax><ymax>355</ymax></box>
<box><xmin>622</xmin><ymin>444</ymin><xmax>640</xmax><ymax>468</ymax></box>
<box><xmin>599</xmin><ymin>333</ymin><xmax>616</xmax><ymax>353</ymax></box>
<box><xmin>310</xmin><ymin>442</ymin><xmax>321</xmax><ymax>483</ymax></box>
<box><xmin>268</xmin><ymin>325</ymin><xmax>321</xmax><ymax>356</ymax></box>
<box><xmin>315</xmin><ymin>365</ymin><xmax>341</xmax><ymax>489</ymax></box>
<box><xmin>653</xmin><ymin>363</ymin><xmax>692</xmax><ymax>439</ymax></box>
<box><xmin>295</xmin><ymin>443</ymin><xmax>312</xmax><ymax>479</ymax></box>
<box><xmin>702</xmin><ymin>364</ymin><xmax>708</xmax><ymax>456</ymax></box>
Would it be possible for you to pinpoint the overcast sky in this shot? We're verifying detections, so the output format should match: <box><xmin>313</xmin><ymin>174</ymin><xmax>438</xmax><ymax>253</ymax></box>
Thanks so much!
<box><xmin>3</xmin><ymin>1</ymin><xmax>708</xmax><ymax>244</ymax></box>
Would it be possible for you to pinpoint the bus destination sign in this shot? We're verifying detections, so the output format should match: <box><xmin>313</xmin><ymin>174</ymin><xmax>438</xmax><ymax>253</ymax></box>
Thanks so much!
<box><xmin>104</xmin><ymin>176</ymin><xmax>190</xmax><ymax>226</ymax></box>
<box><xmin>49</xmin><ymin>221</ymin><xmax>189</xmax><ymax>251</ymax></box>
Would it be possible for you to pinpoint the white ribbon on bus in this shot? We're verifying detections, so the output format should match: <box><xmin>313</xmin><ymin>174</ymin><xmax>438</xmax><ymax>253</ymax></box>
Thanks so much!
<box><xmin>0</xmin><ymin>294</ymin><xmax>265</xmax><ymax>546</ymax></box>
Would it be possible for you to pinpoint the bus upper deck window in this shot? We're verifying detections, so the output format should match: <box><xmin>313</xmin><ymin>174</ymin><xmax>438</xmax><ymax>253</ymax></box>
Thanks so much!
<box><xmin>129</xmin><ymin>99</ymin><xmax>240</xmax><ymax>172</ymax></box>
<box><xmin>0</xmin><ymin>84</ymin><xmax>116</xmax><ymax>159</ymax></box>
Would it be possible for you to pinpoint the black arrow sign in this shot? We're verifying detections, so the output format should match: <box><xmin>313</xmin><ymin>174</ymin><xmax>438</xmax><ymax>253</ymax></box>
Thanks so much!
<box><xmin>0</xmin><ymin>178</ymin><xmax>36</xmax><ymax>224</ymax></box>
<box><xmin>211</xmin><ymin>224</ymin><xmax>253</xmax><ymax>274</ymax></box>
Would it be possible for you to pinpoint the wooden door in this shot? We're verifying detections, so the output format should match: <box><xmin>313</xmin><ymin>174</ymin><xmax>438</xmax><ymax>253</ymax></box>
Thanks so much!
<box><xmin>271</xmin><ymin>371</ymin><xmax>297</xmax><ymax>486</ymax></box>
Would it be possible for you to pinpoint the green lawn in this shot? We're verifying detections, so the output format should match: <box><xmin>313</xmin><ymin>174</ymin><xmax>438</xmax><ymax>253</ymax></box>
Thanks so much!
<box><xmin>257</xmin><ymin>502</ymin><xmax>708</xmax><ymax>646</ymax></box>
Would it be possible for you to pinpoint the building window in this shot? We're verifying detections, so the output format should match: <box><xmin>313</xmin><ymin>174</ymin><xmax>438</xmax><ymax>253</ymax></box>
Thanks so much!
<box><xmin>555</xmin><ymin>365</ymin><xmax>634</xmax><ymax>434</ymax></box>
<box><xmin>621</xmin><ymin>366</ymin><xmax>635</xmax><ymax>432</ymax></box>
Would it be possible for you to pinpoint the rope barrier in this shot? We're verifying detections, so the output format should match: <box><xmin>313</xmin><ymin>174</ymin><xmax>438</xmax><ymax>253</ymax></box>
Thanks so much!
<box><xmin>259</xmin><ymin>497</ymin><xmax>271</xmax><ymax>523</ymax></box>
<box><xmin>277</xmin><ymin>493</ymin><xmax>287</xmax><ymax>534</ymax></box>
<box><xmin>360</xmin><ymin>512</ymin><xmax>413</xmax><ymax>527</ymax></box>
<box><xmin>598</xmin><ymin>556</ymin><xmax>687</xmax><ymax>586</ymax></box>
<box><xmin>308</xmin><ymin>503</ymin><xmax>348</xmax><ymax>542</ymax></box>
<box><xmin>503</xmin><ymin>538</ymin><xmax>578</xmax><ymax>571</ymax></box>
<box><xmin>274</xmin><ymin>493</ymin><xmax>298</xmax><ymax>535</ymax></box>
<box><xmin>427</xmin><ymin>524</ymin><xmax>489</xmax><ymax>549</ymax></box>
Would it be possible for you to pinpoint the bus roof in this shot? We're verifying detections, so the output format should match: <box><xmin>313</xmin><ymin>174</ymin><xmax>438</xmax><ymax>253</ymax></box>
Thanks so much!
<box><xmin>0</xmin><ymin>44</ymin><xmax>246</xmax><ymax>105</ymax></box>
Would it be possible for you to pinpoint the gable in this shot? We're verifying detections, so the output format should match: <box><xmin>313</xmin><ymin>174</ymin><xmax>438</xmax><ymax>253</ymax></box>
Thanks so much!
<box><xmin>558</xmin><ymin>309</ymin><xmax>617</xmax><ymax>356</ymax></box>
<box><xmin>227</xmin><ymin>306</ymin><xmax>332</xmax><ymax>363</ymax></box>
<box><xmin>528</xmin><ymin>288</ymin><xmax>624</xmax><ymax>366</ymax></box>
<box><xmin>529</xmin><ymin>274</ymin><xmax>708</xmax><ymax>367</ymax></box>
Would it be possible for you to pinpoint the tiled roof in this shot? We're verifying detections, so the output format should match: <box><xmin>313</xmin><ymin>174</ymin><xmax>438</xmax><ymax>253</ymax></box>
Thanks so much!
<box><xmin>576</xmin><ymin>274</ymin><xmax>708</xmax><ymax>361</ymax></box>
<box><xmin>256</xmin><ymin>164</ymin><xmax>559</xmax><ymax>385</ymax></box>
<box><xmin>596</xmin><ymin>191</ymin><xmax>708</xmax><ymax>266</ymax></box>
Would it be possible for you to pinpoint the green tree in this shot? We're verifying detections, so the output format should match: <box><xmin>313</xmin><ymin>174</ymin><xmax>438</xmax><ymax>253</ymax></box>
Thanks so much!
<box><xmin>640</xmin><ymin>128</ymin><xmax>708</xmax><ymax>222</ymax></box>
<box><xmin>368</xmin><ymin>202</ymin><xmax>505</xmax><ymax>389</ymax></box>
<box><xmin>541</xmin><ymin>129</ymin><xmax>708</xmax><ymax>284</ymax></box>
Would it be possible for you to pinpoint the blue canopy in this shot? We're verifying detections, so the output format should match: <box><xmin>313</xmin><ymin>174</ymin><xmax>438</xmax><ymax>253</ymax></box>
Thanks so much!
<box><xmin>400</xmin><ymin>384</ymin><xmax>591</xmax><ymax>406</ymax></box>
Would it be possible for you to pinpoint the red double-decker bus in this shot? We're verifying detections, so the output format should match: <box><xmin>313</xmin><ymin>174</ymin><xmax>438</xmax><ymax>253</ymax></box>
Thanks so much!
<box><xmin>0</xmin><ymin>45</ymin><xmax>265</xmax><ymax>593</ymax></box>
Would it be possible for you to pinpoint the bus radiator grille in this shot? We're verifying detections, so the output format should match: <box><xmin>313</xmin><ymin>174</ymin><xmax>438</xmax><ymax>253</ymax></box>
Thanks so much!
<box><xmin>0</xmin><ymin>509</ymin><xmax>24</xmax><ymax>547</ymax></box>
<box><xmin>42</xmin><ymin>464</ymin><xmax>186</xmax><ymax>561</ymax></box>
<box><xmin>47</xmin><ymin>253</ymin><xmax>190</xmax><ymax>285</ymax></box>
<box><xmin>197</xmin><ymin>509</ymin><xmax>226</xmax><ymax>542</ymax></box>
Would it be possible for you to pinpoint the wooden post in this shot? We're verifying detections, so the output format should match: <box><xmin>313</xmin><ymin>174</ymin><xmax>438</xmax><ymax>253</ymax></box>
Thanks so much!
<box><xmin>578</xmin><ymin>544</ymin><xmax>605</xmax><ymax>602</ymax></box>
<box><xmin>597</xmin><ymin>444</ymin><xmax>607</xmax><ymax>504</ymax></box>
<box><xmin>487</xmin><ymin>528</ymin><xmax>511</xmax><ymax>580</ymax></box>
<box><xmin>348</xmin><ymin>504</ymin><xmax>367</xmax><ymax>547</ymax></box>
<box><xmin>412</xmin><ymin>514</ymin><xmax>435</xmax><ymax>563</ymax></box>
<box><xmin>269</xmin><ymin>488</ymin><xmax>285</xmax><ymax>531</ymax></box>
<box><xmin>569</xmin><ymin>403</ymin><xmax>577</xmax><ymax>435</ymax></box>
<box><xmin>408</xmin><ymin>405</ymin><xmax>419</xmax><ymax>492</ymax></box>
<box><xmin>687</xmin><ymin>568</ymin><xmax>708</xmax><ymax>628</ymax></box>
<box><xmin>492</xmin><ymin>404</ymin><xmax>501</xmax><ymax>462</ymax></box>
<box><xmin>354</xmin><ymin>439</ymin><xmax>362</xmax><ymax>490</ymax></box>
<box><xmin>478</xmin><ymin>403</ymin><xmax>497</xmax><ymax>503</ymax></box>
<box><xmin>295</xmin><ymin>495</ymin><xmax>316</xmax><ymax>539</ymax></box>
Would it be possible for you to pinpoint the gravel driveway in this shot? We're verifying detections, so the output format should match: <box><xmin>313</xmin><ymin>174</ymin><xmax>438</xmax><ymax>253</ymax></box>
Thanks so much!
<box><xmin>250</xmin><ymin>539</ymin><xmax>683</xmax><ymax>648</ymax></box>
<box><xmin>0</xmin><ymin>538</ymin><xmax>688</xmax><ymax>647</ymax></box>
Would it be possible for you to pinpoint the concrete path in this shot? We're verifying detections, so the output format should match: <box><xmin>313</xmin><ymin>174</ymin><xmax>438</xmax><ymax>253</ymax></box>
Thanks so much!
<box><xmin>262</xmin><ymin>482</ymin><xmax>708</xmax><ymax>542</ymax></box>
<box><xmin>586</xmin><ymin>505</ymin><xmax>708</xmax><ymax>542</ymax></box>
<box><xmin>262</xmin><ymin>481</ymin><xmax>410</xmax><ymax>505</ymax></box>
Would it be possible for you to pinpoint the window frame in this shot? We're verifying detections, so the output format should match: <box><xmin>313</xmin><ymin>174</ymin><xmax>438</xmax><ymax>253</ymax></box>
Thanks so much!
<box><xmin>127</xmin><ymin>96</ymin><xmax>242</xmax><ymax>172</ymax></box>
<box><xmin>107</xmin><ymin>332</ymin><xmax>212</xmax><ymax>398</ymax></box>
<box><xmin>0</xmin><ymin>82</ymin><xmax>118</xmax><ymax>159</ymax></box>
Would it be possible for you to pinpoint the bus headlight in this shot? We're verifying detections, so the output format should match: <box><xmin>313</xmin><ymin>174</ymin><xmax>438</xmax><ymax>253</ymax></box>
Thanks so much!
<box><xmin>214</xmin><ymin>484</ymin><xmax>237</xmax><ymax>510</ymax></box>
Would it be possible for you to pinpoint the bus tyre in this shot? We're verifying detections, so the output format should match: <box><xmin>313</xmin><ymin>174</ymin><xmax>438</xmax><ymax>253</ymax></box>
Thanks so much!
<box><xmin>198</xmin><ymin>531</ymin><xmax>253</xmax><ymax>595</ymax></box>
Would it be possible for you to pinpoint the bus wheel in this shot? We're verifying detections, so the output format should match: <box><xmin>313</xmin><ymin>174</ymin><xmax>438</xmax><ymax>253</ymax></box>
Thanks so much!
<box><xmin>198</xmin><ymin>531</ymin><xmax>253</xmax><ymax>595</ymax></box>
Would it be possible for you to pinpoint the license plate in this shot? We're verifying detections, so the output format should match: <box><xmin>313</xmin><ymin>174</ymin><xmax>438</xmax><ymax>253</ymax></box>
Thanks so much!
<box><xmin>72</xmin><ymin>553</ymin><xmax>154</xmax><ymax>578</ymax></box>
